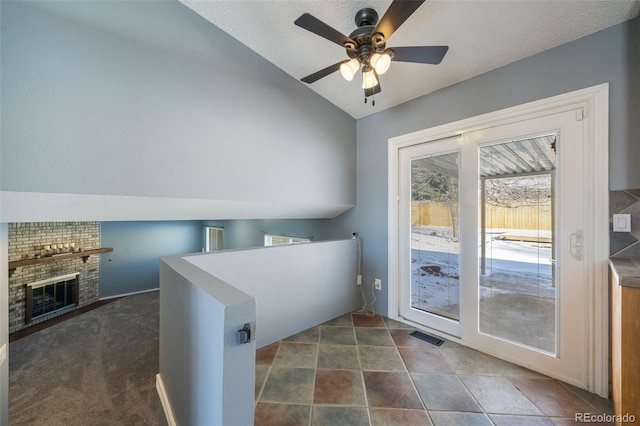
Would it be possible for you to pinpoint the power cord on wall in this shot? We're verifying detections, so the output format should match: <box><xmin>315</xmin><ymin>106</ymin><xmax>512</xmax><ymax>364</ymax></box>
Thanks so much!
<box><xmin>353</xmin><ymin>234</ymin><xmax>375</xmax><ymax>317</ymax></box>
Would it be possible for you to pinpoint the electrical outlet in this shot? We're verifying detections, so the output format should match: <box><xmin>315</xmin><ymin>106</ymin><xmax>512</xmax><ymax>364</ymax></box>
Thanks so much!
<box><xmin>613</xmin><ymin>214</ymin><xmax>631</xmax><ymax>232</ymax></box>
<box><xmin>357</xmin><ymin>275</ymin><xmax>362</xmax><ymax>285</ymax></box>
<box><xmin>0</xmin><ymin>344</ymin><xmax>6</xmax><ymax>365</ymax></box>
<box><xmin>374</xmin><ymin>278</ymin><xmax>382</xmax><ymax>290</ymax></box>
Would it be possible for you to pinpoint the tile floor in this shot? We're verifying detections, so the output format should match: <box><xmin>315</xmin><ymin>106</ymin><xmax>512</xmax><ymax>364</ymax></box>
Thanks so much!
<box><xmin>254</xmin><ymin>311</ymin><xmax>613</xmax><ymax>426</ymax></box>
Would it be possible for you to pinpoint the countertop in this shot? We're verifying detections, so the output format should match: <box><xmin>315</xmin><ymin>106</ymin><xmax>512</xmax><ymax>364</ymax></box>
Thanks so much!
<box><xmin>610</xmin><ymin>258</ymin><xmax>640</xmax><ymax>289</ymax></box>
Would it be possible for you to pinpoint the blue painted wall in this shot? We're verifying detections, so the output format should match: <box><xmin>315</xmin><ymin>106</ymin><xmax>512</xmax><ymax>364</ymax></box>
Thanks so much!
<box><xmin>100</xmin><ymin>218</ymin><xmax>349</xmax><ymax>298</ymax></box>
<box><xmin>100</xmin><ymin>221</ymin><xmax>202</xmax><ymax>298</ymax></box>
<box><xmin>203</xmin><ymin>219</ymin><xmax>336</xmax><ymax>250</ymax></box>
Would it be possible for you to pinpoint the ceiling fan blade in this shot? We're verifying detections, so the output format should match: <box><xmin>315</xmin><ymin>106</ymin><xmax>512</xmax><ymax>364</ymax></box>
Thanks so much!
<box><xmin>373</xmin><ymin>0</ymin><xmax>425</xmax><ymax>40</ymax></box>
<box><xmin>391</xmin><ymin>46</ymin><xmax>449</xmax><ymax>64</ymax></box>
<box><xmin>295</xmin><ymin>13</ymin><xmax>354</xmax><ymax>47</ymax></box>
<box><xmin>301</xmin><ymin>61</ymin><xmax>344</xmax><ymax>84</ymax></box>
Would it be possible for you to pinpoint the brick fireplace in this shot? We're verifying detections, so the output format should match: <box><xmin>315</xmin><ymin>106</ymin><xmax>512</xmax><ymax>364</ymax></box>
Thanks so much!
<box><xmin>8</xmin><ymin>222</ymin><xmax>101</xmax><ymax>333</ymax></box>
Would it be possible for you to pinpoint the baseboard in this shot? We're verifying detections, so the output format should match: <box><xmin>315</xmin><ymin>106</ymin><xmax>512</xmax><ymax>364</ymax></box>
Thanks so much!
<box><xmin>100</xmin><ymin>287</ymin><xmax>159</xmax><ymax>300</ymax></box>
<box><xmin>156</xmin><ymin>374</ymin><xmax>177</xmax><ymax>426</ymax></box>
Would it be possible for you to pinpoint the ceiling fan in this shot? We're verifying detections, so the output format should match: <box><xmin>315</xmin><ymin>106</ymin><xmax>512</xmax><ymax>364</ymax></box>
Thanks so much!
<box><xmin>294</xmin><ymin>0</ymin><xmax>448</xmax><ymax>105</ymax></box>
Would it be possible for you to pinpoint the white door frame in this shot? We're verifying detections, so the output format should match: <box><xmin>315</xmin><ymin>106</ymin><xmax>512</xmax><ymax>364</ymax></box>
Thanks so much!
<box><xmin>387</xmin><ymin>83</ymin><xmax>609</xmax><ymax>397</ymax></box>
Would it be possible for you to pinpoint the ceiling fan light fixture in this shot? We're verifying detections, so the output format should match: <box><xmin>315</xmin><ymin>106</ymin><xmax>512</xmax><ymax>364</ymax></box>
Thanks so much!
<box><xmin>295</xmin><ymin>1</ymin><xmax>449</xmax><ymax>107</ymax></box>
<box><xmin>370</xmin><ymin>49</ymin><xmax>393</xmax><ymax>75</ymax></box>
<box><xmin>361</xmin><ymin>66</ymin><xmax>378</xmax><ymax>90</ymax></box>
<box><xmin>339</xmin><ymin>58</ymin><xmax>360</xmax><ymax>81</ymax></box>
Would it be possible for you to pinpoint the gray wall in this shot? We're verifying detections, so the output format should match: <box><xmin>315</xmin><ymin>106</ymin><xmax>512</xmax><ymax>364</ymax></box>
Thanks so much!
<box><xmin>0</xmin><ymin>1</ymin><xmax>356</xmax><ymax>220</ymax></box>
<box><xmin>100</xmin><ymin>221</ymin><xmax>202</xmax><ymax>298</ymax></box>
<box><xmin>329</xmin><ymin>16</ymin><xmax>640</xmax><ymax>315</ymax></box>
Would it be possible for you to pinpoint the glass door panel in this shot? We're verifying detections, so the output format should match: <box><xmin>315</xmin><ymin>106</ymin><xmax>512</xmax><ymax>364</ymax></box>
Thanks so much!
<box><xmin>399</xmin><ymin>137</ymin><xmax>464</xmax><ymax>337</ymax></box>
<box><xmin>411</xmin><ymin>152</ymin><xmax>461</xmax><ymax>321</ymax></box>
<box><xmin>478</xmin><ymin>136</ymin><xmax>556</xmax><ymax>353</ymax></box>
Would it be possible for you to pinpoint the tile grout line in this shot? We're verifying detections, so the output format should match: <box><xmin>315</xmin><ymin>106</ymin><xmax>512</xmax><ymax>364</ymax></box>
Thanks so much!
<box><xmin>455</xmin><ymin>372</ymin><xmax>494</xmax><ymax>422</ymax></box>
<box><xmin>308</xmin><ymin>328</ymin><xmax>320</xmax><ymax>426</ymax></box>
<box><xmin>352</xmin><ymin>314</ymin><xmax>374</xmax><ymax>426</ymax></box>
<box><xmin>388</xmin><ymin>321</ymin><xmax>440</xmax><ymax>425</ymax></box>
<box><xmin>556</xmin><ymin>380</ymin><xmax>610</xmax><ymax>415</ymax></box>
<box><xmin>254</xmin><ymin>341</ymin><xmax>279</xmax><ymax>409</ymax></box>
<box><xmin>506</xmin><ymin>376</ymin><xmax>557</xmax><ymax>420</ymax></box>
<box><xmin>389</xmin><ymin>326</ymin><xmax>428</xmax><ymax>411</ymax></box>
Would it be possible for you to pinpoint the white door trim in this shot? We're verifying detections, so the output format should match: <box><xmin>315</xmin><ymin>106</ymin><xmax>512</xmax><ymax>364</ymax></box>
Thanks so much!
<box><xmin>387</xmin><ymin>83</ymin><xmax>609</xmax><ymax>396</ymax></box>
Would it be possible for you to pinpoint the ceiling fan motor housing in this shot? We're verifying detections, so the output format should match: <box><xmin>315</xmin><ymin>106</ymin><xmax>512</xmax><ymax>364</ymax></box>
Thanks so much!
<box><xmin>354</xmin><ymin>8</ymin><xmax>378</xmax><ymax>27</ymax></box>
<box><xmin>346</xmin><ymin>8</ymin><xmax>387</xmax><ymax>62</ymax></box>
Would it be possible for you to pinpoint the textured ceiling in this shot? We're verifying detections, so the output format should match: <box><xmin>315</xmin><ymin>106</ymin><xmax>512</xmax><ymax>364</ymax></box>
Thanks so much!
<box><xmin>182</xmin><ymin>0</ymin><xmax>640</xmax><ymax>119</ymax></box>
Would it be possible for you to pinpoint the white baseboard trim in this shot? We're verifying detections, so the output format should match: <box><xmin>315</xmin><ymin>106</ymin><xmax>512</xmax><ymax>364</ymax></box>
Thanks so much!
<box><xmin>156</xmin><ymin>374</ymin><xmax>177</xmax><ymax>426</ymax></box>
<box><xmin>100</xmin><ymin>287</ymin><xmax>158</xmax><ymax>300</ymax></box>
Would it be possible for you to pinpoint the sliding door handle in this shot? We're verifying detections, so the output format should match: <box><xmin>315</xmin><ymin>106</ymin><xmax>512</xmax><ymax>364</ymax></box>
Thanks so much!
<box><xmin>568</xmin><ymin>230</ymin><xmax>583</xmax><ymax>260</ymax></box>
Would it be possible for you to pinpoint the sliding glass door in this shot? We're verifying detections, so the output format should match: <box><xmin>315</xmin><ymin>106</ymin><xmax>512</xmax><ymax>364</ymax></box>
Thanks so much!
<box><xmin>398</xmin><ymin>109</ymin><xmax>589</xmax><ymax>387</ymax></box>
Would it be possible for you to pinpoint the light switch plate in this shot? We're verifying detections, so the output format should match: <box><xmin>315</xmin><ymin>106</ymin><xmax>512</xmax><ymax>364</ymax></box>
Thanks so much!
<box><xmin>613</xmin><ymin>214</ymin><xmax>631</xmax><ymax>232</ymax></box>
<box><xmin>0</xmin><ymin>344</ymin><xmax>6</xmax><ymax>365</ymax></box>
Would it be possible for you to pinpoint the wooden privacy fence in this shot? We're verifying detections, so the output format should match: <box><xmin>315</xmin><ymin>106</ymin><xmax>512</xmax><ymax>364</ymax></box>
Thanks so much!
<box><xmin>411</xmin><ymin>201</ymin><xmax>552</xmax><ymax>230</ymax></box>
<box><xmin>411</xmin><ymin>202</ymin><xmax>454</xmax><ymax>228</ymax></box>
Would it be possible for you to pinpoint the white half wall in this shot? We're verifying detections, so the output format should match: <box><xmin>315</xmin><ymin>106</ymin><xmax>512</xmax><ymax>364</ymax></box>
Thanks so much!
<box><xmin>185</xmin><ymin>239</ymin><xmax>360</xmax><ymax>348</ymax></box>
<box><xmin>159</xmin><ymin>255</ymin><xmax>256</xmax><ymax>426</ymax></box>
<box><xmin>158</xmin><ymin>239</ymin><xmax>359</xmax><ymax>425</ymax></box>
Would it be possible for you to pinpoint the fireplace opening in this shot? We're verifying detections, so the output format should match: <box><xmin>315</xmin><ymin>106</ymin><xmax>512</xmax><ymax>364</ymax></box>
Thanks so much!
<box><xmin>26</xmin><ymin>273</ymin><xmax>79</xmax><ymax>324</ymax></box>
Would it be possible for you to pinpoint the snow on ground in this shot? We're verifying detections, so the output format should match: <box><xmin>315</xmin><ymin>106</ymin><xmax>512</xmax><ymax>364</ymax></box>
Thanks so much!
<box><xmin>410</xmin><ymin>225</ymin><xmax>555</xmax><ymax>322</ymax></box>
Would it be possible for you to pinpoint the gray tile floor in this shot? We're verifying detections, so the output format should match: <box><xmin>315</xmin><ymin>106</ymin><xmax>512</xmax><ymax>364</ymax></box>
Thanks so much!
<box><xmin>255</xmin><ymin>311</ymin><xmax>613</xmax><ymax>426</ymax></box>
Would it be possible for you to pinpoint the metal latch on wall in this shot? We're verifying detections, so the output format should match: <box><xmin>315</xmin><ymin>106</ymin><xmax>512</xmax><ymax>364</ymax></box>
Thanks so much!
<box><xmin>236</xmin><ymin>323</ymin><xmax>253</xmax><ymax>345</ymax></box>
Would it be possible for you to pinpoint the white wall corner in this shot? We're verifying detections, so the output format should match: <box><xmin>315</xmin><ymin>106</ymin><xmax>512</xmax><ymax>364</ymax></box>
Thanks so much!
<box><xmin>156</xmin><ymin>374</ymin><xmax>176</xmax><ymax>426</ymax></box>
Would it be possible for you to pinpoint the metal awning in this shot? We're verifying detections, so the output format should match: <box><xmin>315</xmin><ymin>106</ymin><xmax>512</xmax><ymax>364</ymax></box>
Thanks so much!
<box><xmin>480</xmin><ymin>135</ymin><xmax>556</xmax><ymax>178</ymax></box>
<box><xmin>412</xmin><ymin>134</ymin><xmax>556</xmax><ymax>178</ymax></box>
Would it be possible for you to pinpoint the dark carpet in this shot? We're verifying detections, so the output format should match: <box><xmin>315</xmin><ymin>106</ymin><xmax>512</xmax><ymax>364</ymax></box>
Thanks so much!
<box><xmin>9</xmin><ymin>291</ymin><xmax>160</xmax><ymax>426</ymax></box>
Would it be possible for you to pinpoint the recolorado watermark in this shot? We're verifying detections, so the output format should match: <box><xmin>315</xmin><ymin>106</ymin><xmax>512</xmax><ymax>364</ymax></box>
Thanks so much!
<box><xmin>575</xmin><ymin>412</ymin><xmax>636</xmax><ymax>423</ymax></box>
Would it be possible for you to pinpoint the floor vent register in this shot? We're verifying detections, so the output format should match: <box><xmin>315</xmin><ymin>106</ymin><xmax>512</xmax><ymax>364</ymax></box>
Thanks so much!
<box><xmin>410</xmin><ymin>330</ymin><xmax>444</xmax><ymax>346</ymax></box>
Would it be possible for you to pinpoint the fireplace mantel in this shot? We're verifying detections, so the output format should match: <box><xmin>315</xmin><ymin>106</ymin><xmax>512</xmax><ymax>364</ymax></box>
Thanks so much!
<box><xmin>8</xmin><ymin>247</ymin><xmax>113</xmax><ymax>276</ymax></box>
